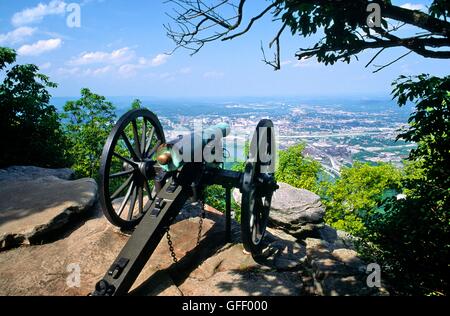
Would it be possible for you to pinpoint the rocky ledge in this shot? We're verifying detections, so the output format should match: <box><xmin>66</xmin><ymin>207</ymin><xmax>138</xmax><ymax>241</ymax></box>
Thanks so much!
<box><xmin>0</xmin><ymin>166</ymin><xmax>388</xmax><ymax>296</ymax></box>
<box><xmin>0</xmin><ymin>166</ymin><xmax>97</xmax><ymax>250</ymax></box>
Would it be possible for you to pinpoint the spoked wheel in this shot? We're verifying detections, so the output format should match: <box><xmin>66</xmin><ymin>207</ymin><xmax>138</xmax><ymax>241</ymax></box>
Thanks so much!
<box><xmin>241</xmin><ymin>119</ymin><xmax>277</xmax><ymax>255</ymax></box>
<box><xmin>99</xmin><ymin>108</ymin><xmax>165</xmax><ymax>230</ymax></box>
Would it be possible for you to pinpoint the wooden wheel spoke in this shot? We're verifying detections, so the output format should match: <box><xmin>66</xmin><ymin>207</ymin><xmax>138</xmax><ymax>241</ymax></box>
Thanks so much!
<box><xmin>121</xmin><ymin>131</ymin><xmax>140</xmax><ymax>161</ymax></box>
<box><xmin>111</xmin><ymin>175</ymin><xmax>133</xmax><ymax>200</ymax></box>
<box><xmin>100</xmin><ymin>109</ymin><xmax>166</xmax><ymax>229</ymax></box>
<box><xmin>131</xmin><ymin>120</ymin><xmax>142</xmax><ymax>159</ymax></box>
<box><xmin>128</xmin><ymin>185</ymin><xmax>138</xmax><ymax>220</ymax></box>
<box><xmin>138</xmin><ymin>187</ymin><xmax>143</xmax><ymax>214</ymax></box>
<box><xmin>141</xmin><ymin>119</ymin><xmax>147</xmax><ymax>154</ymax></box>
<box><xmin>143</xmin><ymin>180</ymin><xmax>154</xmax><ymax>200</ymax></box>
<box><xmin>117</xmin><ymin>182</ymin><xmax>134</xmax><ymax>217</ymax></box>
<box><xmin>147</xmin><ymin>140</ymin><xmax>162</xmax><ymax>158</ymax></box>
<box><xmin>113</xmin><ymin>152</ymin><xmax>137</xmax><ymax>168</ymax></box>
<box><xmin>109</xmin><ymin>169</ymin><xmax>134</xmax><ymax>178</ymax></box>
<box><xmin>252</xmin><ymin>213</ymin><xmax>259</xmax><ymax>241</ymax></box>
<box><xmin>144</xmin><ymin>127</ymin><xmax>155</xmax><ymax>157</ymax></box>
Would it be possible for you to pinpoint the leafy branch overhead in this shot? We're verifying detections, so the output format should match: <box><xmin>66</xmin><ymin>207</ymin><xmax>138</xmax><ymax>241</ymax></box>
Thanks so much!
<box><xmin>165</xmin><ymin>0</ymin><xmax>450</xmax><ymax>71</ymax></box>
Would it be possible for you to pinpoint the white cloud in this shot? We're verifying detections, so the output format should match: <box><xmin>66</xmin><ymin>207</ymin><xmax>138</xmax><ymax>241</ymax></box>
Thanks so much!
<box><xmin>203</xmin><ymin>71</ymin><xmax>224</xmax><ymax>79</ymax></box>
<box><xmin>84</xmin><ymin>66</ymin><xmax>111</xmax><ymax>76</ymax></box>
<box><xmin>57</xmin><ymin>67</ymin><xmax>80</xmax><ymax>76</ymax></box>
<box><xmin>179</xmin><ymin>67</ymin><xmax>192</xmax><ymax>74</ymax></box>
<box><xmin>0</xmin><ymin>27</ymin><xmax>37</xmax><ymax>45</ymax></box>
<box><xmin>159</xmin><ymin>72</ymin><xmax>172</xmax><ymax>79</ymax></box>
<box><xmin>57</xmin><ymin>65</ymin><xmax>111</xmax><ymax>77</ymax></box>
<box><xmin>293</xmin><ymin>57</ymin><xmax>319</xmax><ymax>68</ymax></box>
<box><xmin>280</xmin><ymin>60</ymin><xmax>293</xmax><ymax>66</ymax></box>
<box><xmin>17</xmin><ymin>38</ymin><xmax>62</xmax><ymax>56</ymax></box>
<box><xmin>400</xmin><ymin>3</ymin><xmax>426</xmax><ymax>11</ymax></box>
<box><xmin>117</xmin><ymin>53</ymin><xmax>170</xmax><ymax>77</ymax></box>
<box><xmin>12</xmin><ymin>0</ymin><xmax>67</xmax><ymax>26</ymax></box>
<box><xmin>150</xmin><ymin>53</ymin><xmax>169</xmax><ymax>66</ymax></box>
<box><xmin>70</xmin><ymin>47</ymin><xmax>135</xmax><ymax>65</ymax></box>
<box><xmin>118</xmin><ymin>64</ymin><xmax>140</xmax><ymax>77</ymax></box>
<box><xmin>39</xmin><ymin>62</ymin><xmax>52</xmax><ymax>70</ymax></box>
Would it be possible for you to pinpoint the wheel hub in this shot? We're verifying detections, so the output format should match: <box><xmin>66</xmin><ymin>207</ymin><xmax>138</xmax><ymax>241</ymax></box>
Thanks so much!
<box><xmin>136</xmin><ymin>160</ymin><xmax>156</xmax><ymax>180</ymax></box>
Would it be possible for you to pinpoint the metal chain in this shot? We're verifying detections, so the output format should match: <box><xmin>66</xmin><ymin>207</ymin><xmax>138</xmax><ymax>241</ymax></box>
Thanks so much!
<box><xmin>166</xmin><ymin>199</ymin><xmax>207</xmax><ymax>263</ymax></box>
<box><xmin>166</xmin><ymin>226</ymin><xmax>178</xmax><ymax>263</ymax></box>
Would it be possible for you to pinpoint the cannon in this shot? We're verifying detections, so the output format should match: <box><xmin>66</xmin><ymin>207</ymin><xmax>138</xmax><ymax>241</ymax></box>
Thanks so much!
<box><xmin>92</xmin><ymin>108</ymin><xmax>278</xmax><ymax>296</ymax></box>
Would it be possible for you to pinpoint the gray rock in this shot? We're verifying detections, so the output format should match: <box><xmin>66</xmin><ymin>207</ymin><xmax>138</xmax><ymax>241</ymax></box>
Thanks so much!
<box><xmin>233</xmin><ymin>182</ymin><xmax>326</xmax><ymax>239</ymax></box>
<box><xmin>0</xmin><ymin>166</ymin><xmax>74</xmax><ymax>182</ymax></box>
<box><xmin>178</xmin><ymin>244</ymin><xmax>304</xmax><ymax>296</ymax></box>
<box><xmin>318</xmin><ymin>224</ymin><xmax>356</xmax><ymax>250</ymax></box>
<box><xmin>269</xmin><ymin>182</ymin><xmax>325</xmax><ymax>223</ymax></box>
<box><xmin>0</xmin><ymin>176</ymin><xmax>97</xmax><ymax>250</ymax></box>
<box><xmin>0</xmin><ymin>205</ymin><xmax>218</xmax><ymax>296</ymax></box>
<box><xmin>304</xmin><ymin>237</ymin><xmax>389</xmax><ymax>296</ymax></box>
<box><xmin>179</xmin><ymin>270</ymin><xmax>304</xmax><ymax>296</ymax></box>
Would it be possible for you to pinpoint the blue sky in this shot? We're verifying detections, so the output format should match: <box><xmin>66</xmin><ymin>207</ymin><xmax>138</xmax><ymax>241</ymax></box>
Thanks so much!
<box><xmin>0</xmin><ymin>0</ymin><xmax>449</xmax><ymax>98</ymax></box>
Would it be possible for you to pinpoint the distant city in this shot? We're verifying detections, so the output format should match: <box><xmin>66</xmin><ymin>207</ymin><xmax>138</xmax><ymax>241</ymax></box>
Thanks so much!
<box><xmin>53</xmin><ymin>96</ymin><xmax>415</xmax><ymax>177</ymax></box>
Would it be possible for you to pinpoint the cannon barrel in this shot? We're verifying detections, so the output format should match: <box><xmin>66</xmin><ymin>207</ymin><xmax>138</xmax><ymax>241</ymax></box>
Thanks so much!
<box><xmin>157</xmin><ymin>122</ymin><xmax>230</xmax><ymax>172</ymax></box>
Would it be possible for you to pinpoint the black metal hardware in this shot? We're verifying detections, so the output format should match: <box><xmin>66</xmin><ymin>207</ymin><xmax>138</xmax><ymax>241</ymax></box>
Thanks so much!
<box><xmin>92</xmin><ymin>108</ymin><xmax>278</xmax><ymax>296</ymax></box>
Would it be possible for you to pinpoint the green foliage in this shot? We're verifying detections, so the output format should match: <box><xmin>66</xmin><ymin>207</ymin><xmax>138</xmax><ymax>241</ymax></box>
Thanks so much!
<box><xmin>206</xmin><ymin>143</ymin><xmax>321</xmax><ymax>221</ymax></box>
<box><xmin>0</xmin><ymin>47</ymin><xmax>68</xmax><ymax>168</ymax></box>
<box><xmin>0</xmin><ymin>47</ymin><xmax>16</xmax><ymax>70</ymax></box>
<box><xmin>204</xmin><ymin>184</ymin><xmax>241</xmax><ymax>222</ymax></box>
<box><xmin>131</xmin><ymin>98</ymin><xmax>143</xmax><ymax>109</ymax></box>
<box><xmin>392</xmin><ymin>74</ymin><xmax>450</xmax><ymax>187</ymax></box>
<box><xmin>275</xmin><ymin>143</ymin><xmax>321</xmax><ymax>193</ymax></box>
<box><xmin>323</xmin><ymin>162</ymin><xmax>402</xmax><ymax>236</ymax></box>
<box><xmin>275</xmin><ymin>0</ymin><xmax>385</xmax><ymax>65</ymax></box>
<box><xmin>429</xmin><ymin>0</ymin><xmax>450</xmax><ymax>18</ymax></box>
<box><xmin>363</xmin><ymin>75</ymin><xmax>450</xmax><ymax>295</ymax></box>
<box><xmin>62</xmin><ymin>88</ymin><xmax>116</xmax><ymax>179</ymax></box>
<box><xmin>169</xmin><ymin>1</ymin><xmax>449</xmax><ymax>68</ymax></box>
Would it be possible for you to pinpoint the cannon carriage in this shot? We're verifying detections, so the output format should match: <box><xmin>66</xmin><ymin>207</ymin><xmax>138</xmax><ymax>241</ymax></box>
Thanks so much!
<box><xmin>92</xmin><ymin>108</ymin><xmax>278</xmax><ymax>296</ymax></box>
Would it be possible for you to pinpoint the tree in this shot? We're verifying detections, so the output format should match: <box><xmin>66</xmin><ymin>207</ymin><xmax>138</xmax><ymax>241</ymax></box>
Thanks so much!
<box><xmin>364</xmin><ymin>75</ymin><xmax>450</xmax><ymax>295</ymax></box>
<box><xmin>323</xmin><ymin>162</ymin><xmax>402</xmax><ymax>235</ymax></box>
<box><xmin>0</xmin><ymin>47</ymin><xmax>68</xmax><ymax>168</ymax></box>
<box><xmin>163</xmin><ymin>1</ymin><xmax>450</xmax><ymax>294</ymax></box>
<box><xmin>62</xmin><ymin>88</ymin><xmax>116</xmax><ymax>179</ymax></box>
<box><xmin>275</xmin><ymin>143</ymin><xmax>321</xmax><ymax>193</ymax></box>
<box><xmin>165</xmin><ymin>0</ymin><xmax>450</xmax><ymax>71</ymax></box>
<box><xmin>131</xmin><ymin>98</ymin><xmax>143</xmax><ymax>109</ymax></box>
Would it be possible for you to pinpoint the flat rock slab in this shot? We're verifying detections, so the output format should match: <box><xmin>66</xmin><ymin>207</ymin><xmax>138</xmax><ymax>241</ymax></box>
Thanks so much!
<box><xmin>178</xmin><ymin>244</ymin><xmax>304</xmax><ymax>296</ymax></box>
<box><xmin>0</xmin><ymin>177</ymin><xmax>97</xmax><ymax>250</ymax></box>
<box><xmin>0</xmin><ymin>166</ymin><xmax>74</xmax><ymax>182</ymax></box>
<box><xmin>179</xmin><ymin>270</ymin><xmax>303</xmax><ymax>296</ymax></box>
<box><xmin>304</xmin><ymin>237</ymin><xmax>389</xmax><ymax>296</ymax></box>
<box><xmin>0</xmin><ymin>204</ymin><xmax>221</xmax><ymax>296</ymax></box>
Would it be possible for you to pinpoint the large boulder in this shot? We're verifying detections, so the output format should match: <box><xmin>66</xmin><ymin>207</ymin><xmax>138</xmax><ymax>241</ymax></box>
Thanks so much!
<box><xmin>0</xmin><ymin>166</ymin><xmax>74</xmax><ymax>182</ymax></box>
<box><xmin>304</xmin><ymin>237</ymin><xmax>389</xmax><ymax>296</ymax></box>
<box><xmin>0</xmin><ymin>175</ymin><xmax>97</xmax><ymax>250</ymax></box>
<box><xmin>0</xmin><ymin>204</ymin><xmax>216</xmax><ymax>296</ymax></box>
<box><xmin>234</xmin><ymin>182</ymin><xmax>326</xmax><ymax>239</ymax></box>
